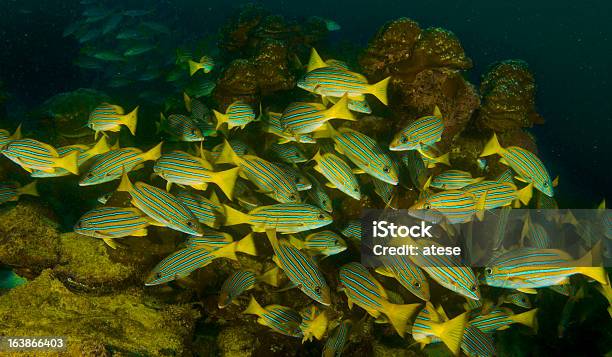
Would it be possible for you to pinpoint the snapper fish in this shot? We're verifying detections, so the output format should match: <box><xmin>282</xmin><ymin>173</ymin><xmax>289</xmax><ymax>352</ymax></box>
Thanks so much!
<box><xmin>305</xmin><ymin>172</ymin><xmax>332</xmax><ymax>212</ymax></box>
<box><xmin>274</xmin><ymin>163</ymin><xmax>312</xmax><ymax>191</ymax></box>
<box><xmin>312</xmin><ymin>151</ymin><xmax>361</xmax><ymax>200</ymax></box>
<box><xmin>269</xmin><ymin>143</ymin><xmax>308</xmax><ymax>164</ymax></box>
<box><xmin>400</xmin><ymin>151</ymin><xmax>429</xmax><ymax>191</ymax></box>
<box><xmin>322</xmin><ymin>320</ymin><xmax>352</xmax><ymax>357</ymax></box>
<box><xmin>280</xmin><ymin>95</ymin><xmax>355</xmax><ymax>135</ymax></box>
<box><xmin>117</xmin><ymin>173</ymin><xmax>203</xmax><ymax>236</ymax></box>
<box><xmin>79</xmin><ymin>143</ymin><xmax>163</xmax><ymax>186</ymax></box>
<box><xmin>430</xmin><ymin>170</ymin><xmax>484</xmax><ymax>190</ymax></box>
<box><xmin>188</xmin><ymin>56</ymin><xmax>214</xmax><ymax>76</ymax></box>
<box><xmin>2</xmin><ymin>138</ymin><xmax>79</xmax><ymax>175</ymax></box>
<box><xmin>389</xmin><ymin>107</ymin><xmax>444</xmax><ymax>151</ymax></box>
<box><xmin>0</xmin><ymin>181</ymin><xmax>38</xmax><ymax>205</ymax></box>
<box><xmin>462</xmin><ymin>180</ymin><xmax>532</xmax><ymax>209</ymax></box>
<box><xmin>375</xmin><ymin>254</ymin><xmax>430</xmax><ymax>301</ymax></box>
<box><xmin>469</xmin><ymin>307</ymin><xmax>538</xmax><ymax>333</ymax></box>
<box><xmin>31</xmin><ymin>136</ymin><xmax>111</xmax><ymax>178</ymax></box>
<box><xmin>87</xmin><ymin>103</ymin><xmax>138</xmax><ymax>138</ymax></box>
<box><xmin>299</xmin><ymin>305</ymin><xmax>328</xmax><ymax>342</ymax></box>
<box><xmin>74</xmin><ymin>206</ymin><xmax>154</xmax><ymax>248</ymax></box>
<box><xmin>499</xmin><ymin>292</ymin><xmax>532</xmax><ymax>309</ymax></box>
<box><xmin>461</xmin><ymin>325</ymin><xmax>496</xmax><ymax>357</ymax></box>
<box><xmin>262</xmin><ymin>111</ymin><xmax>316</xmax><ymax>144</ymax></box>
<box><xmin>213</xmin><ymin>101</ymin><xmax>256</xmax><ymax>130</ymax></box>
<box><xmin>409</xmin><ymin>189</ymin><xmax>486</xmax><ymax>224</ymax></box>
<box><xmin>289</xmin><ymin>230</ymin><xmax>347</xmax><ymax>257</ymax></box>
<box><xmin>411</xmin><ymin>302</ymin><xmax>468</xmax><ymax>355</ymax></box>
<box><xmin>480</xmin><ymin>133</ymin><xmax>554</xmax><ymax>197</ymax></box>
<box><xmin>0</xmin><ymin>125</ymin><xmax>22</xmax><ymax>150</ymax></box>
<box><xmin>243</xmin><ymin>296</ymin><xmax>303</xmax><ymax>338</ymax></box>
<box><xmin>218</xmin><ymin>267</ymin><xmax>282</xmax><ymax>308</ymax></box>
<box><xmin>223</xmin><ymin>203</ymin><xmax>332</xmax><ymax>233</ymax></box>
<box><xmin>267</xmin><ymin>229</ymin><xmax>331</xmax><ymax>305</ymax></box>
<box><xmin>184</xmin><ymin>227</ymin><xmax>233</xmax><ymax>251</ymax></box>
<box><xmin>175</xmin><ymin>190</ymin><xmax>225</xmax><ymax>228</ymax></box>
<box><xmin>338</xmin><ymin>262</ymin><xmax>421</xmax><ymax>337</ymax></box>
<box><xmin>156</xmin><ymin>113</ymin><xmax>205</xmax><ymax>142</ymax></box>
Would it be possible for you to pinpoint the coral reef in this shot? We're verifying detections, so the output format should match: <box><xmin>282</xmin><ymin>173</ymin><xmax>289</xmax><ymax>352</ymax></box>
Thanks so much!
<box><xmin>0</xmin><ymin>270</ymin><xmax>199</xmax><ymax>355</ymax></box>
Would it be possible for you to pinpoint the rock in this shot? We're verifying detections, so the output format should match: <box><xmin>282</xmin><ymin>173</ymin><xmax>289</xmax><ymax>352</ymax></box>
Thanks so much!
<box><xmin>217</xmin><ymin>324</ymin><xmax>260</xmax><ymax>357</ymax></box>
<box><xmin>0</xmin><ymin>270</ymin><xmax>199</xmax><ymax>355</ymax></box>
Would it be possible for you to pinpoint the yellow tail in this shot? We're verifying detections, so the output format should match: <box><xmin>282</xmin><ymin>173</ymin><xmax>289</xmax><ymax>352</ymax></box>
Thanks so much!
<box><xmin>367</xmin><ymin>76</ymin><xmax>391</xmax><ymax>105</ymax></box>
<box><xmin>183</xmin><ymin>92</ymin><xmax>192</xmax><ymax>112</ymax></box>
<box><xmin>236</xmin><ymin>232</ymin><xmax>258</xmax><ymax>256</ymax></box>
<box><xmin>510</xmin><ymin>308</ymin><xmax>538</xmax><ymax>330</ymax></box>
<box><xmin>574</xmin><ymin>241</ymin><xmax>609</xmax><ymax>285</ymax></box>
<box><xmin>117</xmin><ymin>173</ymin><xmax>134</xmax><ymax>193</ymax></box>
<box><xmin>188</xmin><ymin>60</ymin><xmax>202</xmax><ymax>76</ymax></box>
<box><xmin>213</xmin><ymin>109</ymin><xmax>228</xmax><ymax>130</ymax></box>
<box><xmin>258</xmin><ymin>266</ymin><xmax>282</xmax><ymax>287</ymax></box>
<box><xmin>18</xmin><ymin>181</ymin><xmax>39</xmax><ymax>197</ymax></box>
<box><xmin>87</xmin><ymin>136</ymin><xmax>111</xmax><ymax>157</ymax></box>
<box><xmin>141</xmin><ymin>142</ymin><xmax>163</xmax><ymax>162</ymax></box>
<box><xmin>9</xmin><ymin>124</ymin><xmax>22</xmax><ymax>140</ymax></box>
<box><xmin>55</xmin><ymin>151</ymin><xmax>79</xmax><ymax>175</ymax></box>
<box><xmin>517</xmin><ymin>183</ymin><xmax>533</xmax><ymax>206</ymax></box>
<box><xmin>307</xmin><ymin>312</ymin><xmax>329</xmax><ymax>341</ymax></box>
<box><xmin>213</xmin><ymin>167</ymin><xmax>240</xmax><ymax>200</ymax></box>
<box><xmin>243</xmin><ymin>296</ymin><xmax>266</xmax><ymax>316</ymax></box>
<box><xmin>382</xmin><ymin>301</ymin><xmax>421</xmax><ymax>337</ymax></box>
<box><xmin>435</xmin><ymin>152</ymin><xmax>451</xmax><ymax>166</ymax></box>
<box><xmin>433</xmin><ymin>312</ymin><xmax>468</xmax><ymax>356</ymax></box>
<box><xmin>222</xmin><ymin>204</ymin><xmax>251</xmax><ymax>226</ymax></box>
<box><xmin>120</xmin><ymin>106</ymin><xmax>138</xmax><ymax>136</ymax></box>
<box><xmin>480</xmin><ymin>133</ymin><xmax>504</xmax><ymax>157</ymax></box>
<box><xmin>216</xmin><ymin>139</ymin><xmax>240</xmax><ymax>165</ymax></box>
<box><xmin>307</xmin><ymin>47</ymin><xmax>327</xmax><ymax>72</ymax></box>
<box><xmin>324</xmin><ymin>94</ymin><xmax>356</xmax><ymax>121</ymax></box>
<box><xmin>289</xmin><ymin>235</ymin><xmax>305</xmax><ymax>249</ymax></box>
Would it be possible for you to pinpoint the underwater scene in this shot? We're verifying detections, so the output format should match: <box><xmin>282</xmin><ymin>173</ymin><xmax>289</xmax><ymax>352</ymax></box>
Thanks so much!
<box><xmin>0</xmin><ymin>0</ymin><xmax>610</xmax><ymax>356</ymax></box>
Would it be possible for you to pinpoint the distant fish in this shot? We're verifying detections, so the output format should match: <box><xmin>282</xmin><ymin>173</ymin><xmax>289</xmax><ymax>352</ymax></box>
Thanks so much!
<box><xmin>480</xmin><ymin>133</ymin><xmax>554</xmax><ymax>197</ymax></box>
<box><xmin>409</xmin><ymin>189</ymin><xmax>486</xmax><ymax>224</ymax></box>
<box><xmin>270</xmin><ymin>143</ymin><xmax>308</xmax><ymax>164</ymax></box>
<box><xmin>124</xmin><ymin>43</ymin><xmax>156</xmax><ymax>57</ymax></box>
<box><xmin>469</xmin><ymin>308</ymin><xmax>538</xmax><ymax>333</ymax></box>
<box><xmin>218</xmin><ymin>267</ymin><xmax>282</xmax><ymax>308</ymax></box>
<box><xmin>176</xmin><ymin>190</ymin><xmax>225</xmax><ymax>229</ymax></box>
<box><xmin>322</xmin><ymin>320</ymin><xmax>352</xmax><ymax>357</ymax></box>
<box><xmin>305</xmin><ymin>172</ymin><xmax>332</xmax><ymax>212</ymax></box>
<box><xmin>157</xmin><ymin>113</ymin><xmax>205</xmax><ymax>142</ymax></box>
<box><xmin>461</xmin><ymin>325</ymin><xmax>496</xmax><ymax>357</ymax></box>
<box><xmin>243</xmin><ymin>296</ymin><xmax>303</xmax><ymax>338</ymax></box>
<box><xmin>117</xmin><ymin>173</ymin><xmax>203</xmax><ymax>236</ymax></box>
<box><xmin>91</xmin><ymin>50</ymin><xmax>125</xmax><ymax>61</ymax></box>
<box><xmin>389</xmin><ymin>107</ymin><xmax>444</xmax><ymax>151</ymax></box>
<box><xmin>340</xmin><ymin>220</ymin><xmax>361</xmax><ymax>240</ymax></box>
<box><xmin>188</xmin><ymin>56</ymin><xmax>215</xmax><ymax>76</ymax></box>
<box><xmin>223</xmin><ymin>203</ymin><xmax>332</xmax><ymax>233</ymax></box>
<box><xmin>312</xmin><ymin>151</ymin><xmax>361</xmax><ymax>200</ymax></box>
<box><xmin>74</xmin><ymin>206</ymin><xmax>152</xmax><ymax>248</ymax></box>
<box><xmin>87</xmin><ymin>103</ymin><xmax>138</xmax><ymax>138</ymax></box>
<box><xmin>499</xmin><ymin>292</ymin><xmax>532</xmax><ymax>309</ymax></box>
<box><xmin>323</xmin><ymin>18</ymin><xmax>341</xmax><ymax>31</ymax></box>
<box><xmin>102</xmin><ymin>13</ymin><xmax>122</xmax><ymax>35</ymax></box>
<box><xmin>430</xmin><ymin>170</ymin><xmax>484</xmax><ymax>190</ymax></box>
<box><xmin>2</xmin><ymin>138</ymin><xmax>79</xmax><ymax>175</ymax></box>
<box><xmin>274</xmin><ymin>162</ymin><xmax>311</xmax><ymax>191</ymax></box>
<box><xmin>280</xmin><ymin>95</ymin><xmax>355</xmax><ymax>135</ymax></box>
<box><xmin>400</xmin><ymin>151</ymin><xmax>429</xmax><ymax>191</ymax></box>
<box><xmin>289</xmin><ymin>230</ymin><xmax>347</xmax><ymax>257</ymax></box>
<box><xmin>213</xmin><ymin>101</ymin><xmax>256</xmax><ymax>130</ymax></box>
<box><xmin>0</xmin><ymin>181</ymin><xmax>38</xmax><ymax>205</ymax></box>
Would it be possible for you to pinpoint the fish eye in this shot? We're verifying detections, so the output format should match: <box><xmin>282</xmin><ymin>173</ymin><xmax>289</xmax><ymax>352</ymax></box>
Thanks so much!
<box><xmin>318</xmin><ymin>214</ymin><xmax>325</xmax><ymax>220</ymax></box>
<box><xmin>400</xmin><ymin>136</ymin><xmax>408</xmax><ymax>144</ymax></box>
<box><xmin>105</xmin><ymin>172</ymin><xmax>112</xmax><ymax>177</ymax></box>
<box><xmin>295</xmin><ymin>177</ymin><xmax>301</xmax><ymax>183</ymax></box>
<box><xmin>543</xmin><ymin>182</ymin><xmax>549</xmax><ymax>187</ymax></box>
<box><xmin>414</xmin><ymin>282</ymin><xmax>421</xmax><ymax>288</ymax></box>
<box><xmin>334</xmin><ymin>240</ymin><xmax>339</xmax><ymax>245</ymax></box>
<box><xmin>383</xmin><ymin>166</ymin><xmax>390</xmax><ymax>173</ymax></box>
<box><xmin>187</xmin><ymin>221</ymin><xmax>194</xmax><ymax>227</ymax></box>
<box><xmin>424</xmin><ymin>204</ymin><xmax>431</xmax><ymax>209</ymax></box>
<box><xmin>321</xmin><ymin>200</ymin><xmax>327</xmax><ymax>205</ymax></box>
<box><xmin>314</xmin><ymin>286</ymin><xmax>321</xmax><ymax>295</ymax></box>
<box><xmin>485</xmin><ymin>267</ymin><xmax>493</xmax><ymax>275</ymax></box>
<box><xmin>191</xmin><ymin>129</ymin><xmax>197</xmax><ymax>135</ymax></box>
<box><xmin>87</xmin><ymin>173</ymin><xmax>94</xmax><ymax>178</ymax></box>
<box><xmin>470</xmin><ymin>284</ymin><xmax>477</xmax><ymax>292</ymax></box>
<box><xmin>353</xmin><ymin>187</ymin><xmax>359</xmax><ymax>192</ymax></box>
<box><xmin>156</xmin><ymin>272</ymin><xmax>162</xmax><ymax>279</ymax></box>
<box><xmin>289</xmin><ymin>194</ymin><xmax>296</xmax><ymax>201</ymax></box>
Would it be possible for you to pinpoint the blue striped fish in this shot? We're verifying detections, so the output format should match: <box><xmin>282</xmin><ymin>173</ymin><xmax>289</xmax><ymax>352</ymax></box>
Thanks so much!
<box><xmin>79</xmin><ymin>143</ymin><xmax>162</xmax><ymax>186</ymax></box>
<box><xmin>338</xmin><ymin>262</ymin><xmax>421</xmax><ymax>337</ymax></box>
<box><xmin>499</xmin><ymin>292</ymin><xmax>532</xmax><ymax>309</ymax></box>
<box><xmin>270</xmin><ymin>143</ymin><xmax>308</xmax><ymax>164</ymax></box>
<box><xmin>157</xmin><ymin>113</ymin><xmax>205</xmax><ymax>142</ymax></box>
<box><xmin>188</xmin><ymin>55</ymin><xmax>214</xmax><ymax>76</ymax></box>
<box><xmin>2</xmin><ymin>138</ymin><xmax>80</xmax><ymax>174</ymax></box>
<box><xmin>0</xmin><ymin>181</ymin><xmax>38</xmax><ymax>205</ymax></box>
<box><xmin>153</xmin><ymin>150</ymin><xmax>239</xmax><ymax>198</ymax></box>
<box><xmin>176</xmin><ymin>190</ymin><xmax>225</xmax><ymax>229</ymax></box>
<box><xmin>266</xmin><ymin>229</ymin><xmax>331</xmax><ymax>305</ymax></box>
<box><xmin>275</xmin><ymin>163</ymin><xmax>312</xmax><ymax>191</ymax></box>
<box><xmin>31</xmin><ymin>137</ymin><xmax>112</xmax><ymax>178</ymax></box>
<box><xmin>185</xmin><ymin>227</ymin><xmax>234</xmax><ymax>250</ymax></box>
<box><xmin>218</xmin><ymin>270</ymin><xmax>257</xmax><ymax>308</ymax></box>
<box><xmin>145</xmin><ymin>233</ymin><xmax>257</xmax><ymax>285</ymax></box>
<box><xmin>305</xmin><ymin>173</ymin><xmax>332</xmax><ymax>212</ymax></box>
<box><xmin>210</xmin><ymin>139</ymin><xmax>252</xmax><ymax>162</ymax></box>
<box><xmin>400</xmin><ymin>151</ymin><xmax>430</xmax><ymax>191</ymax></box>
<box><xmin>375</xmin><ymin>254</ymin><xmax>430</xmax><ymax>301</ymax></box>
<box><xmin>213</xmin><ymin>101</ymin><xmax>256</xmax><ymax>130</ymax></box>
<box><xmin>325</xmin><ymin>95</ymin><xmax>372</xmax><ymax>114</ymax></box>
<box><xmin>224</xmin><ymin>203</ymin><xmax>332</xmax><ymax>233</ymax></box>
<box><xmin>395</xmin><ymin>238</ymin><xmax>481</xmax><ymax>300</ymax></box>
<box><xmin>341</xmin><ymin>220</ymin><xmax>361</xmax><ymax>240</ymax></box>
<box><xmin>306</xmin><ymin>47</ymin><xmax>351</xmax><ymax>73</ymax></box>
<box><xmin>0</xmin><ymin>125</ymin><xmax>21</xmax><ymax>150</ymax></box>
<box><xmin>233</xmin><ymin>180</ymin><xmax>263</xmax><ymax>211</ymax></box>
<box><xmin>484</xmin><ymin>245</ymin><xmax>609</xmax><ymax>289</ymax></box>
<box><xmin>298</xmin><ymin>66</ymin><xmax>390</xmax><ymax>105</ymax></box>
<box><xmin>87</xmin><ymin>102</ymin><xmax>138</xmax><ymax>137</ymax></box>
<box><xmin>322</xmin><ymin>320</ymin><xmax>352</xmax><ymax>357</ymax></box>
<box><xmin>418</xmin><ymin>144</ymin><xmax>451</xmax><ymax>168</ymax></box>
<box><xmin>411</xmin><ymin>303</ymin><xmax>468</xmax><ymax>355</ymax></box>
<box><xmin>431</xmin><ymin>170</ymin><xmax>484</xmax><ymax>190</ymax></box>
<box><xmin>409</xmin><ymin>190</ymin><xmax>486</xmax><ymax>224</ymax></box>
<box><xmin>299</xmin><ymin>305</ymin><xmax>328</xmax><ymax>342</ymax></box>
<box><xmin>74</xmin><ymin>206</ymin><xmax>152</xmax><ymax>248</ymax></box>
<box><xmin>469</xmin><ymin>307</ymin><xmax>538</xmax><ymax>333</ymax></box>
<box><xmin>372</xmin><ymin>176</ymin><xmax>397</xmax><ymax>208</ymax></box>
<box><xmin>262</xmin><ymin>111</ymin><xmax>316</xmax><ymax>144</ymax></box>
<box><xmin>280</xmin><ymin>95</ymin><xmax>355</xmax><ymax>135</ymax></box>
<box><xmin>289</xmin><ymin>230</ymin><xmax>347</xmax><ymax>257</ymax></box>
<box><xmin>461</xmin><ymin>325</ymin><xmax>495</xmax><ymax>357</ymax></box>
<box><xmin>216</xmin><ymin>140</ymin><xmax>300</xmax><ymax>203</ymax></box>
<box><xmin>243</xmin><ymin>296</ymin><xmax>303</xmax><ymax>338</ymax></box>
<box><xmin>390</xmin><ymin>108</ymin><xmax>444</xmax><ymax>151</ymax></box>
<box><xmin>117</xmin><ymin>173</ymin><xmax>203</xmax><ymax>236</ymax></box>
<box><xmin>462</xmin><ymin>180</ymin><xmax>532</xmax><ymax>209</ymax></box>
<box><xmin>312</xmin><ymin>151</ymin><xmax>361</xmax><ymax>200</ymax></box>
<box><xmin>324</xmin><ymin>124</ymin><xmax>398</xmax><ymax>185</ymax></box>
<box><xmin>481</xmin><ymin>133</ymin><xmax>554</xmax><ymax>197</ymax></box>
<box><xmin>522</xmin><ymin>219</ymin><xmax>551</xmax><ymax>249</ymax></box>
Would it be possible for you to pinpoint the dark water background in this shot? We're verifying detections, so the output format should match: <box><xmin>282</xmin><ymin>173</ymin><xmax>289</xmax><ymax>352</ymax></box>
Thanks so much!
<box><xmin>0</xmin><ymin>0</ymin><xmax>610</xmax><ymax>207</ymax></box>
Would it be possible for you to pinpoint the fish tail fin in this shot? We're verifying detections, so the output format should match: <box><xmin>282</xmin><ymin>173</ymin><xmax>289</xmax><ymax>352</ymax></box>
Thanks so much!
<box><xmin>156</xmin><ymin>113</ymin><xmax>166</xmax><ymax>134</ymax></box>
<box><xmin>121</xmin><ymin>106</ymin><xmax>139</xmax><ymax>136</ymax></box>
<box><xmin>188</xmin><ymin>60</ymin><xmax>202</xmax><ymax>76</ymax></box>
<box><xmin>183</xmin><ymin>92</ymin><xmax>192</xmax><ymax>112</ymax></box>
<box><xmin>222</xmin><ymin>204</ymin><xmax>251</xmax><ymax>226</ymax></box>
<box><xmin>510</xmin><ymin>308</ymin><xmax>538</xmax><ymax>330</ymax></box>
<box><xmin>18</xmin><ymin>181</ymin><xmax>39</xmax><ymax>197</ymax></box>
<box><xmin>265</xmin><ymin>229</ymin><xmax>280</xmax><ymax>251</ymax></box>
<box><xmin>288</xmin><ymin>235</ymin><xmax>305</xmax><ymax>249</ymax></box>
<box><xmin>213</xmin><ymin>109</ymin><xmax>228</xmax><ymax>130</ymax></box>
<box><xmin>10</xmin><ymin>124</ymin><xmax>22</xmax><ymax>140</ymax></box>
<box><xmin>236</xmin><ymin>232</ymin><xmax>258</xmax><ymax>256</ymax></box>
<box><xmin>325</xmin><ymin>94</ymin><xmax>356</xmax><ymax>121</ymax></box>
<box><xmin>367</xmin><ymin>76</ymin><xmax>391</xmax><ymax>105</ymax></box>
<box><xmin>216</xmin><ymin>139</ymin><xmax>240</xmax><ymax>165</ymax></box>
<box><xmin>423</xmin><ymin>175</ymin><xmax>432</xmax><ymax>190</ymax></box>
<box><xmin>310</xmin><ymin>313</ymin><xmax>328</xmax><ymax>340</ymax></box>
<box><xmin>117</xmin><ymin>173</ymin><xmax>133</xmax><ymax>192</ymax></box>
<box><xmin>243</xmin><ymin>296</ymin><xmax>266</xmax><ymax>316</ymax></box>
<box><xmin>258</xmin><ymin>266</ymin><xmax>281</xmax><ymax>287</ymax></box>
<box><xmin>55</xmin><ymin>151</ymin><xmax>79</xmax><ymax>175</ymax></box>
<box><xmin>552</xmin><ymin>176</ymin><xmax>559</xmax><ymax>187</ymax></box>
<box><xmin>574</xmin><ymin>241</ymin><xmax>609</xmax><ymax>285</ymax></box>
<box><xmin>213</xmin><ymin>243</ymin><xmax>239</xmax><ymax>261</ymax></box>
<box><xmin>382</xmin><ymin>301</ymin><xmax>421</xmax><ymax>337</ymax></box>
<box><xmin>141</xmin><ymin>142</ymin><xmax>163</xmax><ymax>162</ymax></box>
<box><xmin>433</xmin><ymin>312</ymin><xmax>468</xmax><ymax>356</ymax></box>
<box><xmin>307</xmin><ymin>47</ymin><xmax>327</xmax><ymax>72</ymax></box>
<box><xmin>517</xmin><ymin>183</ymin><xmax>533</xmax><ymax>206</ymax></box>
<box><xmin>433</xmin><ymin>105</ymin><xmax>442</xmax><ymax>118</ymax></box>
<box><xmin>435</xmin><ymin>152</ymin><xmax>451</xmax><ymax>166</ymax></box>
<box><xmin>480</xmin><ymin>133</ymin><xmax>503</xmax><ymax>157</ymax></box>
<box><xmin>213</xmin><ymin>167</ymin><xmax>240</xmax><ymax>200</ymax></box>
<box><xmin>88</xmin><ymin>135</ymin><xmax>111</xmax><ymax>156</ymax></box>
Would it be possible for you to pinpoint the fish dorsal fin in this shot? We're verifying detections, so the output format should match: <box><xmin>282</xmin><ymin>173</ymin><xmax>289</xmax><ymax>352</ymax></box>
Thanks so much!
<box><xmin>433</xmin><ymin>105</ymin><xmax>442</xmax><ymax>118</ymax></box>
<box><xmin>306</xmin><ymin>47</ymin><xmax>327</xmax><ymax>73</ymax></box>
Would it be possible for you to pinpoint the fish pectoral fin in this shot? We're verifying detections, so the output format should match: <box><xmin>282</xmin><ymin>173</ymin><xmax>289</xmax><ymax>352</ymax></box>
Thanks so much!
<box><xmin>514</xmin><ymin>176</ymin><xmax>529</xmax><ymax>183</ymax></box>
<box><xmin>101</xmin><ymin>237</ymin><xmax>120</xmax><ymax>249</ymax></box>
<box><xmin>516</xmin><ymin>288</ymin><xmax>538</xmax><ymax>294</ymax></box>
<box><xmin>165</xmin><ymin>181</ymin><xmax>173</xmax><ymax>192</ymax></box>
<box><xmin>352</xmin><ymin>168</ymin><xmax>365</xmax><ymax>174</ymax></box>
<box><xmin>325</xmin><ymin>182</ymin><xmax>336</xmax><ymax>189</ymax></box>
<box><xmin>130</xmin><ymin>228</ymin><xmax>149</xmax><ymax>237</ymax></box>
